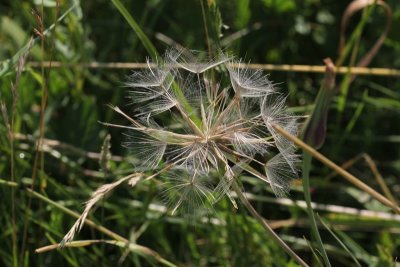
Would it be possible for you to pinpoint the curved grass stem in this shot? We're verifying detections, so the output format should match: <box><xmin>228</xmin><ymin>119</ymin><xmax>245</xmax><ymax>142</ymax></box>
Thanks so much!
<box><xmin>231</xmin><ymin>180</ymin><xmax>309</xmax><ymax>267</ymax></box>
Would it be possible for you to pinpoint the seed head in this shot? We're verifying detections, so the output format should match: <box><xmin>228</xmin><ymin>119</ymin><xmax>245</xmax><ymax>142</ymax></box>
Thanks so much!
<box><xmin>60</xmin><ymin>49</ymin><xmax>302</xmax><ymax>246</ymax></box>
<box><xmin>116</xmin><ymin>49</ymin><xmax>301</xmax><ymax>214</ymax></box>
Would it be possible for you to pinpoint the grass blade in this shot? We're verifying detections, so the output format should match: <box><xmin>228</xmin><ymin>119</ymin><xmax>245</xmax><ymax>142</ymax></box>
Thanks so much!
<box><xmin>0</xmin><ymin>3</ymin><xmax>78</xmax><ymax>78</ymax></box>
<box><xmin>302</xmin><ymin>152</ymin><xmax>331</xmax><ymax>266</ymax></box>
<box><xmin>111</xmin><ymin>0</ymin><xmax>158</xmax><ymax>59</ymax></box>
<box><xmin>318</xmin><ymin>215</ymin><xmax>362</xmax><ymax>267</ymax></box>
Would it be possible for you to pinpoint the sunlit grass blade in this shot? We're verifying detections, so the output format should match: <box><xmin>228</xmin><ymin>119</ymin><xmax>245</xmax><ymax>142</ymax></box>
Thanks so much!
<box><xmin>111</xmin><ymin>0</ymin><xmax>158</xmax><ymax>60</ymax></box>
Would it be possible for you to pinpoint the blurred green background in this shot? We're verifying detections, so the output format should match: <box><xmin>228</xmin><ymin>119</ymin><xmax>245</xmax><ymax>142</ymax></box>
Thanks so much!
<box><xmin>1</xmin><ymin>0</ymin><xmax>399</xmax><ymax>266</ymax></box>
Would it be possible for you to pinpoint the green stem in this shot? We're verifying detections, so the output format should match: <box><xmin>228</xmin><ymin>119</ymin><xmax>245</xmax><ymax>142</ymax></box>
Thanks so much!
<box><xmin>10</xmin><ymin>85</ymin><xmax>17</xmax><ymax>267</ymax></box>
<box><xmin>232</xmin><ymin>181</ymin><xmax>309</xmax><ymax>267</ymax></box>
<box><xmin>303</xmin><ymin>152</ymin><xmax>331</xmax><ymax>266</ymax></box>
<box><xmin>111</xmin><ymin>0</ymin><xmax>158</xmax><ymax>60</ymax></box>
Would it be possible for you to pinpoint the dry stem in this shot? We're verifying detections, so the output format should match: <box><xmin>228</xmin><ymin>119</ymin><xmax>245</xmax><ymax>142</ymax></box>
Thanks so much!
<box><xmin>272</xmin><ymin>124</ymin><xmax>400</xmax><ymax>213</ymax></box>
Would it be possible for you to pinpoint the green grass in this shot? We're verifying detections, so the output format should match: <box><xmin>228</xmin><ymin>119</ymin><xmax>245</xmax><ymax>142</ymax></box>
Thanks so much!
<box><xmin>1</xmin><ymin>0</ymin><xmax>400</xmax><ymax>266</ymax></box>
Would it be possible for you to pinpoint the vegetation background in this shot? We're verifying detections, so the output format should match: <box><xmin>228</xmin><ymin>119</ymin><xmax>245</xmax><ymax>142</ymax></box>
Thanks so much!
<box><xmin>1</xmin><ymin>0</ymin><xmax>399</xmax><ymax>266</ymax></box>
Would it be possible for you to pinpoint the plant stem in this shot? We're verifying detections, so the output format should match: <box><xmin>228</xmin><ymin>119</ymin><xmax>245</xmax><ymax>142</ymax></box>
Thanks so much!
<box><xmin>20</xmin><ymin>3</ymin><xmax>49</xmax><ymax>262</ymax></box>
<box><xmin>272</xmin><ymin>124</ymin><xmax>400</xmax><ymax>213</ymax></box>
<box><xmin>36</xmin><ymin>240</ymin><xmax>177</xmax><ymax>267</ymax></box>
<box><xmin>0</xmin><ymin>180</ymin><xmax>176</xmax><ymax>267</ymax></box>
<box><xmin>199</xmin><ymin>0</ymin><xmax>212</xmax><ymax>58</ymax></box>
<box><xmin>26</xmin><ymin>61</ymin><xmax>400</xmax><ymax>77</ymax></box>
<box><xmin>363</xmin><ymin>154</ymin><xmax>399</xmax><ymax>210</ymax></box>
<box><xmin>10</xmin><ymin>72</ymin><xmax>17</xmax><ymax>267</ymax></box>
<box><xmin>111</xmin><ymin>0</ymin><xmax>158</xmax><ymax>60</ymax></box>
<box><xmin>303</xmin><ymin>152</ymin><xmax>331</xmax><ymax>266</ymax></box>
<box><xmin>231</xmin><ymin>180</ymin><xmax>309</xmax><ymax>267</ymax></box>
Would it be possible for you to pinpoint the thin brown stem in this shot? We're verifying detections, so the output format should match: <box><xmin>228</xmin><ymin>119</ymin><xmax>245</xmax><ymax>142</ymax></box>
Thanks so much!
<box><xmin>213</xmin><ymin>94</ymin><xmax>241</xmax><ymax>128</ymax></box>
<box><xmin>199</xmin><ymin>0</ymin><xmax>212</xmax><ymax>58</ymax></box>
<box><xmin>20</xmin><ymin>4</ymin><xmax>59</xmax><ymax>263</ymax></box>
<box><xmin>363</xmin><ymin>154</ymin><xmax>399</xmax><ymax>211</ymax></box>
<box><xmin>10</xmin><ymin>99</ymin><xmax>17</xmax><ymax>267</ymax></box>
<box><xmin>272</xmin><ymin>124</ymin><xmax>400</xmax><ymax>213</ymax></box>
<box><xmin>175</xmin><ymin>102</ymin><xmax>205</xmax><ymax>137</ymax></box>
<box><xmin>27</xmin><ymin>61</ymin><xmax>400</xmax><ymax>77</ymax></box>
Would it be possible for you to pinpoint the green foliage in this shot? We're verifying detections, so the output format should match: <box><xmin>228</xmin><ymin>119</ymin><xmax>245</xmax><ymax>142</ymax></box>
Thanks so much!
<box><xmin>261</xmin><ymin>0</ymin><xmax>296</xmax><ymax>13</ymax></box>
<box><xmin>1</xmin><ymin>0</ymin><xmax>400</xmax><ymax>266</ymax></box>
